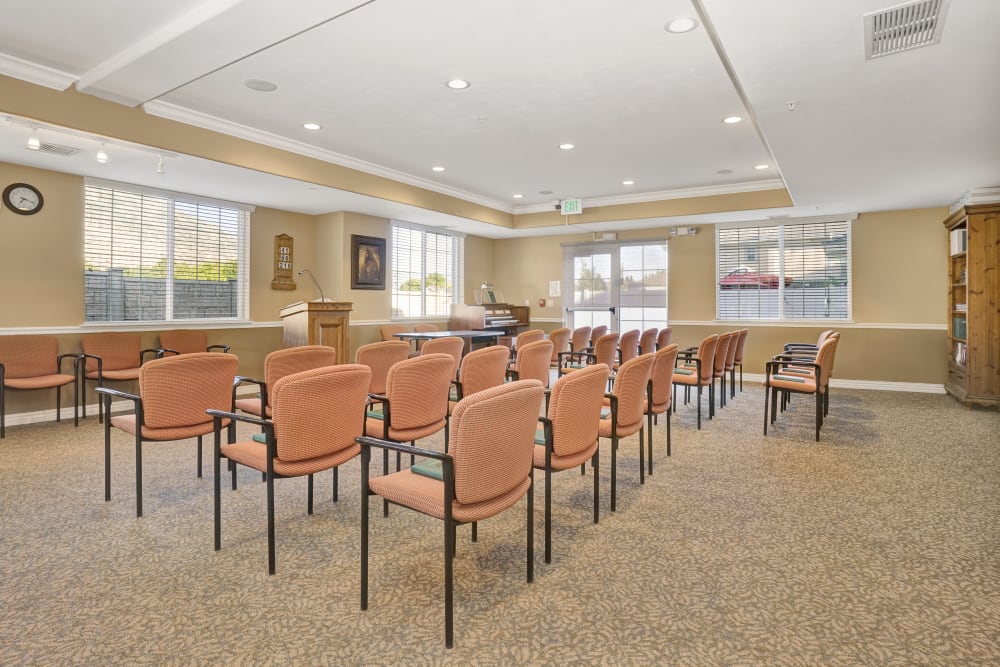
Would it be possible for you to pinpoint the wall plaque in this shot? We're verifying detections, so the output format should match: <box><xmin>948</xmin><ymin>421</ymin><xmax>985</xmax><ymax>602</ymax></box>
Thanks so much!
<box><xmin>271</xmin><ymin>234</ymin><xmax>296</xmax><ymax>290</ymax></box>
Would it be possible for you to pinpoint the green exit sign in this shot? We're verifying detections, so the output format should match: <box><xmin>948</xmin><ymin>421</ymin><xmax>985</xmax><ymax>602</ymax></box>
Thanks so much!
<box><xmin>560</xmin><ymin>198</ymin><xmax>583</xmax><ymax>215</ymax></box>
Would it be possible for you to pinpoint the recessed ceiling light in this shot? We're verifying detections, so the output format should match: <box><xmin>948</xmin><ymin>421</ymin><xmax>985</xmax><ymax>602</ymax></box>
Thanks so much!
<box><xmin>717</xmin><ymin>169</ymin><xmax>734</xmax><ymax>175</ymax></box>
<box><xmin>723</xmin><ymin>116</ymin><xmax>742</xmax><ymax>124</ymax></box>
<box><xmin>303</xmin><ymin>122</ymin><xmax>322</xmax><ymax>130</ymax></box>
<box><xmin>622</xmin><ymin>180</ymin><xmax>635</xmax><ymax>185</ymax></box>
<box><xmin>513</xmin><ymin>194</ymin><xmax>523</xmax><ymax>199</ymax></box>
<box><xmin>445</xmin><ymin>79</ymin><xmax>470</xmax><ymax>90</ymax></box>
<box><xmin>539</xmin><ymin>190</ymin><xmax>554</xmax><ymax>195</ymax></box>
<box><xmin>666</xmin><ymin>17</ymin><xmax>698</xmax><ymax>33</ymax></box>
<box><xmin>559</xmin><ymin>143</ymin><xmax>575</xmax><ymax>150</ymax></box>
<box><xmin>754</xmin><ymin>164</ymin><xmax>770</xmax><ymax>170</ymax></box>
<box><xmin>244</xmin><ymin>79</ymin><xmax>277</xmax><ymax>92</ymax></box>
<box><xmin>432</xmin><ymin>166</ymin><xmax>445</xmax><ymax>172</ymax></box>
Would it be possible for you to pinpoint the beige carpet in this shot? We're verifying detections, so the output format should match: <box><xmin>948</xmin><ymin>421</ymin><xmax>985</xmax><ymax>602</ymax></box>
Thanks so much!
<box><xmin>1</xmin><ymin>385</ymin><xmax>998</xmax><ymax>665</ymax></box>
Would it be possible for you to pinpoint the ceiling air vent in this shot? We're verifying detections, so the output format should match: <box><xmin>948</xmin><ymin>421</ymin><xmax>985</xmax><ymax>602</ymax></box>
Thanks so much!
<box><xmin>37</xmin><ymin>142</ymin><xmax>81</xmax><ymax>156</ymax></box>
<box><xmin>864</xmin><ymin>0</ymin><xmax>949</xmax><ymax>60</ymax></box>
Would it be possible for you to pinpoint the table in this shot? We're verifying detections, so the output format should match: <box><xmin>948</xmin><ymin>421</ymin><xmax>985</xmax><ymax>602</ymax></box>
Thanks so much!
<box><xmin>393</xmin><ymin>330</ymin><xmax>503</xmax><ymax>355</ymax></box>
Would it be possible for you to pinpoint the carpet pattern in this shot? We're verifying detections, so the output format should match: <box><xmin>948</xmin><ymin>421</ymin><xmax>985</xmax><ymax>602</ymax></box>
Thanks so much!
<box><xmin>1</xmin><ymin>385</ymin><xmax>998</xmax><ymax>665</ymax></box>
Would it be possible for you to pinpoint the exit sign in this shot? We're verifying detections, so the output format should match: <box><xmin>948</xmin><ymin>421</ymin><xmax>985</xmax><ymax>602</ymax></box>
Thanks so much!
<box><xmin>560</xmin><ymin>198</ymin><xmax>583</xmax><ymax>215</ymax></box>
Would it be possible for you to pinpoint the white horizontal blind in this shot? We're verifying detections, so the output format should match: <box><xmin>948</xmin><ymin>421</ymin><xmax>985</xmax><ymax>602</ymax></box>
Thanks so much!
<box><xmin>84</xmin><ymin>181</ymin><xmax>248</xmax><ymax>322</ymax></box>
<box><xmin>390</xmin><ymin>222</ymin><xmax>463</xmax><ymax>318</ymax></box>
<box><xmin>717</xmin><ymin>220</ymin><xmax>850</xmax><ymax>320</ymax></box>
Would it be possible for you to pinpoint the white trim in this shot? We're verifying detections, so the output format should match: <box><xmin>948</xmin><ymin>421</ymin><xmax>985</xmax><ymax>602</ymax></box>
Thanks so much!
<box><xmin>0</xmin><ymin>53</ymin><xmax>76</xmax><ymax>91</ymax></box>
<box><xmin>717</xmin><ymin>212</ymin><xmax>858</xmax><ymax>230</ymax></box>
<box><xmin>744</xmin><ymin>373</ymin><xmax>945</xmax><ymax>394</ymax></box>
<box><xmin>143</xmin><ymin>100</ymin><xmax>512</xmax><ymax>213</ymax></box>
<box><xmin>530</xmin><ymin>317</ymin><xmax>565</xmax><ymax>324</ymax></box>
<box><xmin>514</xmin><ymin>179</ymin><xmax>787</xmax><ymax>214</ymax></box>
<box><xmin>668</xmin><ymin>320</ymin><xmax>945</xmax><ymax>330</ymax></box>
<box><xmin>0</xmin><ymin>321</ymin><xmax>281</xmax><ymax>336</ymax></box>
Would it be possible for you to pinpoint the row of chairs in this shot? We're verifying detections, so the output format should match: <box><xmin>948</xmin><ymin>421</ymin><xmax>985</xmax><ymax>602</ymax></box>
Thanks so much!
<box><xmin>0</xmin><ymin>330</ymin><xmax>228</xmax><ymax>438</ymax></box>
<box><xmin>763</xmin><ymin>330</ymin><xmax>841</xmax><ymax>441</ymax></box>
<box><xmin>672</xmin><ymin>329</ymin><xmax>750</xmax><ymax>429</ymax></box>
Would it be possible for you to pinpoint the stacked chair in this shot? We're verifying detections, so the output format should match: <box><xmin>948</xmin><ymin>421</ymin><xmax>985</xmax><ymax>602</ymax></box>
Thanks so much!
<box><xmin>764</xmin><ymin>332</ymin><xmax>840</xmax><ymax>441</ymax></box>
<box><xmin>672</xmin><ymin>334</ymin><xmax>719</xmax><ymax>429</ymax></box>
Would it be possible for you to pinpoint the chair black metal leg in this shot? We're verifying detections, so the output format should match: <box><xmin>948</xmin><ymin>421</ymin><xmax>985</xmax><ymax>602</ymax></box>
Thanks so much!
<box><xmin>267</xmin><ymin>465</ymin><xmax>276</xmax><ymax>575</ymax></box>
<box><xmin>444</xmin><ymin>512</ymin><xmax>455</xmax><ymax>649</ymax></box>
<box><xmin>763</xmin><ymin>384</ymin><xmax>770</xmax><ymax>435</ymax></box>
<box><xmin>360</xmin><ymin>448</ymin><xmax>370</xmax><ymax>612</ymax></box>
<box><xmin>544</xmin><ymin>465</ymin><xmax>552</xmax><ymax>564</ymax></box>
<box><xmin>103</xmin><ymin>394</ymin><xmax>112</xmax><ymax>501</ymax></box>
<box><xmin>307</xmin><ymin>474</ymin><xmax>314</xmax><ymax>515</ymax></box>
<box><xmin>666</xmin><ymin>407</ymin><xmax>672</xmax><ymax>457</ymax></box>
<box><xmin>332</xmin><ymin>467</ymin><xmax>339</xmax><ymax>502</ymax></box>
<box><xmin>135</xmin><ymin>435</ymin><xmax>143</xmax><ymax>518</ymax></box>
<box><xmin>696</xmin><ymin>385</ymin><xmax>702</xmax><ymax>429</ymax></box>
<box><xmin>526</xmin><ymin>469</ymin><xmax>534</xmax><ymax>584</ymax></box>
<box><xmin>815</xmin><ymin>391</ymin><xmax>822</xmax><ymax>442</ymax></box>
<box><xmin>196</xmin><ymin>435</ymin><xmax>203</xmax><ymax>478</ymax></box>
<box><xmin>214</xmin><ymin>427</ymin><xmax>222</xmax><ymax>551</ymax></box>
<box><xmin>592</xmin><ymin>449</ymin><xmax>600</xmax><ymax>524</ymax></box>
<box><xmin>646</xmin><ymin>410</ymin><xmax>653</xmax><ymax>476</ymax></box>
<box><xmin>610</xmin><ymin>434</ymin><xmax>618</xmax><ymax>512</ymax></box>
<box><xmin>638</xmin><ymin>426</ymin><xmax>645</xmax><ymax>485</ymax></box>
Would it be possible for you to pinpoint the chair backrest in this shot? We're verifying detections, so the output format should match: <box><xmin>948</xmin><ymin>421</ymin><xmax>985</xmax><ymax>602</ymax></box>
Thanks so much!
<box><xmin>547</xmin><ymin>328</ymin><xmax>571</xmax><ymax>363</ymax></box>
<box><xmin>380</xmin><ymin>324</ymin><xmax>409</xmax><ymax>341</ymax></box>
<box><xmin>264</xmin><ymin>345</ymin><xmax>338</xmax><ymax>403</ymax></box>
<box><xmin>457</xmin><ymin>345</ymin><xmax>510</xmax><ymax>397</ymax></box>
<box><xmin>593</xmin><ymin>333</ymin><xmax>620</xmax><ymax>368</ymax></box>
<box><xmin>82</xmin><ymin>332</ymin><xmax>142</xmax><ymax>373</ymax></box>
<box><xmin>570</xmin><ymin>326</ymin><xmax>592</xmax><ymax>353</ymax></box>
<box><xmin>694</xmin><ymin>334</ymin><xmax>720</xmax><ymax>384</ymax></box>
<box><xmin>270</xmin><ymin>364</ymin><xmax>372</xmax><ymax>463</ymax></box>
<box><xmin>639</xmin><ymin>328</ymin><xmax>658</xmax><ymax>356</ymax></box>
<box><xmin>512</xmin><ymin>339</ymin><xmax>554</xmax><ymax>386</ymax></box>
<box><xmin>732</xmin><ymin>328</ymin><xmax>749</xmax><ymax>363</ymax></box>
<box><xmin>816</xmin><ymin>329</ymin><xmax>835</xmax><ymax>347</ymax></box>
<box><xmin>547</xmin><ymin>363</ymin><xmax>608</xmax><ymax>458</ymax></box>
<box><xmin>355</xmin><ymin>340</ymin><xmax>411</xmax><ymax>395</ymax></box>
<box><xmin>610</xmin><ymin>354</ymin><xmax>655</xmax><ymax>431</ymax></box>
<box><xmin>589</xmin><ymin>325</ymin><xmax>608</xmax><ymax>347</ymax></box>
<box><xmin>384</xmin><ymin>353</ymin><xmax>454</xmax><ymax>433</ymax></box>
<box><xmin>420</xmin><ymin>336</ymin><xmax>464</xmax><ymax>379</ymax></box>
<box><xmin>656</xmin><ymin>327</ymin><xmax>672</xmax><ymax>349</ymax></box>
<box><xmin>159</xmin><ymin>329</ymin><xmax>208</xmax><ymax>355</ymax></box>
<box><xmin>450</xmin><ymin>380</ymin><xmax>544</xmax><ymax>506</ymax></box>
<box><xmin>514</xmin><ymin>329</ymin><xmax>545</xmax><ymax>351</ymax></box>
<box><xmin>814</xmin><ymin>336</ymin><xmax>839</xmax><ymax>389</ymax></box>
<box><xmin>413</xmin><ymin>323</ymin><xmax>439</xmax><ymax>333</ymax></box>
<box><xmin>617</xmin><ymin>329</ymin><xmax>640</xmax><ymax>366</ymax></box>
<box><xmin>648</xmin><ymin>344</ymin><xmax>679</xmax><ymax>413</ymax></box>
<box><xmin>139</xmin><ymin>352</ymin><xmax>239</xmax><ymax>429</ymax></box>
<box><xmin>713</xmin><ymin>332</ymin><xmax>735</xmax><ymax>377</ymax></box>
<box><xmin>0</xmin><ymin>335</ymin><xmax>60</xmax><ymax>379</ymax></box>
<box><xmin>724</xmin><ymin>329</ymin><xmax>740</xmax><ymax>371</ymax></box>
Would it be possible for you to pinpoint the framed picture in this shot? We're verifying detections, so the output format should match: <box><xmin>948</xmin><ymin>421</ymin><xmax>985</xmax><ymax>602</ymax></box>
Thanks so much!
<box><xmin>351</xmin><ymin>234</ymin><xmax>386</xmax><ymax>290</ymax></box>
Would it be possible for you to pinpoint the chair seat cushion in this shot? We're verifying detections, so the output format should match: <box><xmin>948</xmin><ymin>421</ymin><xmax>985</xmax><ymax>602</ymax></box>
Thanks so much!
<box><xmin>369</xmin><ymin>470</ymin><xmax>530</xmax><ymax>523</ymax></box>
<box><xmin>532</xmin><ymin>441</ymin><xmax>597</xmax><ymax>471</ymax></box>
<box><xmin>769</xmin><ymin>375</ymin><xmax>818</xmax><ymax>392</ymax></box>
<box><xmin>4</xmin><ymin>373</ymin><xmax>75</xmax><ymax>390</ymax></box>
<box><xmin>222</xmin><ymin>440</ymin><xmax>360</xmax><ymax>477</ymax></box>
<box><xmin>234</xmin><ymin>398</ymin><xmax>271</xmax><ymax>417</ymax></box>
<box><xmin>87</xmin><ymin>368</ymin><xmax>141</xmax><ymax>381</ymax></box>
<box><xmin>110</xmin><ymin>414</ymin><xmax>227</xmax><ymax>441</ymax></box>
<box><xmin>364</xmin><ymin>416</ymin><xmax>445</xmax><ymax>442</ymax></box>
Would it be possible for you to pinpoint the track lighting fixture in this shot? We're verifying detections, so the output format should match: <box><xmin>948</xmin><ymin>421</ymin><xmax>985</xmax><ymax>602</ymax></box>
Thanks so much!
<box><xmin>155</xmin><ymin>154</ymin><xmax>165</xmax><ymax>174</ymax></box>
<box><xmin>27</xmin><ymin>128</ymin><xmax>40</xmax><ymax>150</ymax></box>
<box><xmin>96</xmin><ymin>143</ymin><xmax>108</xmax><ymax>164</ymax></box>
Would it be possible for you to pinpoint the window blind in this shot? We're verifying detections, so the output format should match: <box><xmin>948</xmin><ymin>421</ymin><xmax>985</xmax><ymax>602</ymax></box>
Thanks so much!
<box><xmin>390</xmin><ymin>222</ymin><xmax>463</xmax><ymax>318</ymax></box>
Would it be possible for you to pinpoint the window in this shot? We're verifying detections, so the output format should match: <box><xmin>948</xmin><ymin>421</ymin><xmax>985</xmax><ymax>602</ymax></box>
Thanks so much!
<box><xmin>391</xmin><ymin>221</ymin><xmax>464</xmax><ymax>318</ymax></box>
<box><xmin>84</xmin><ymin>179</ymin><xmax>250</xmax><ymax>322</ymax></box>
<box><xmin>716</xmin><ymin>218</ymin><xmax>851</xmax><ymax>320</ymax></box>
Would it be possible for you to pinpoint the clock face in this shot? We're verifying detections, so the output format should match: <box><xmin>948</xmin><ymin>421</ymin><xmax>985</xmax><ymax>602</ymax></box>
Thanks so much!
<box><xmin>3</xmin><ymin>183</ymin><xmax>44</xmax><ymax>215</ymax></box>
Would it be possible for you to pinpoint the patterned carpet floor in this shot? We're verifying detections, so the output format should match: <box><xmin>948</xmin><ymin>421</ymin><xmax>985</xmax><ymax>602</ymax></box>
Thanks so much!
<box><xmin>1</xmin><ymin>385</ymin><xmax>998</xmax><ymax>665</ymax></box>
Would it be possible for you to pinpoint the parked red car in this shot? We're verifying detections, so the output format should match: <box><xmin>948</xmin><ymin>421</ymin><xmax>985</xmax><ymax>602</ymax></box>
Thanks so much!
<box><xmin>719</xmin><ymin>267</ymin><xmax>793</xmax><ymax>289</ymax></box>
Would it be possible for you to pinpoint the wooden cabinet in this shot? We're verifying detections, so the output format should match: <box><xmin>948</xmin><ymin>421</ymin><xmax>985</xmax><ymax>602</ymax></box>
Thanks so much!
<box><xmin>943</xmin><ymin>204</ymin><xmax>1000</xmax><ymax>408</ymax></box>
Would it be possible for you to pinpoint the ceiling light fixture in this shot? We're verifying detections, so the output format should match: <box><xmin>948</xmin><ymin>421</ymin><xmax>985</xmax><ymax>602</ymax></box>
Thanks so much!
<box><xmin>96</xmin><ymin>143</ymin><xmax>108</xmax><ymax>164</ymax></box>
<box><xmin>559</xmin><ymin>143</ymin><xmax>575</xmax><ymax>150</ymax></box>
<box><xmin>26</xmin><ymin>128</ymin><xmax>40</xmax><ymax>150</ymax></box>
<box><xmin>244</xmin><ymin>79</ymin><xmax>277</xmax><ymax>92</ymax></box>
<box><xmin>513</xmin><ymin>194</ymin><xmax>523</xmax><ymax>199</ymax></box>
<box><xmin>622</xmin><ymin>180</ymin><xmax>635</xmax><ymax>185</ymax></box>
<box><xmin>155</xmin><ymin>154</ymin><xmax>165</xmax><ymax>175</ymax></box>
<box><xmin>754</xmin><ymin>164</ymin><xmax>770</xmax><ymax>170</ymax></box>
<box><xmin>432</xmin><ymin>166</ymin><xmax>445</xmax><ymax>172</ymax></box>
<box><xmin>717</xmin><ymin>169</ymin><xmax>734</xmax><ymax>175</ymax></box>
<box><xmin>445</xmin><ymin>79</ymin><xmax>470</xmax><ymax>90</ymax></box>
<box><xmin>723</xmin><ymin>116</ymin><xmax>743</xmax><ymax>124</ymax></box>
<box><xmin>303</xmin><ymin>122</ymin><xmax>321</xmax><ymax>130</ymax></box>
<box><xmin>666</xmin><ymin>17</ymin><xmax>698</xmax><ymax>33</ymax></box>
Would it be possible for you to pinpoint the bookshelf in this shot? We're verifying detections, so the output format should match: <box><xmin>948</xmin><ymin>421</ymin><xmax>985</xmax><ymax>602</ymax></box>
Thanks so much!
<box><xmin>943</xmin><ymin>204</ymin><xmax>1000</xmax><ymax>408</ymax></box>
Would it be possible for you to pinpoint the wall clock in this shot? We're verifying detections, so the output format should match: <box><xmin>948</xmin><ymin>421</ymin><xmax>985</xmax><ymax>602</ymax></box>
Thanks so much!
<box><xmin>3</xmin><ymin>183</ymin><xmax>44</xmax><ymax>215</ymax></box>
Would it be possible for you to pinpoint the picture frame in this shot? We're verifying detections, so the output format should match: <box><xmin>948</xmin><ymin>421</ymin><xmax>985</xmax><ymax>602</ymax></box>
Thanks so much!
<box><xmin>351</xmin><ymin>234</ymin><xmax>386</xmax><ymax>290</ymax></box>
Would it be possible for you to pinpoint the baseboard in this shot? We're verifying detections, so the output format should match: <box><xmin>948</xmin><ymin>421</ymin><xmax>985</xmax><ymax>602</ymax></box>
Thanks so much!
<box><xmin>742</xmin><ymin>373</ymin><xmax>946</xmax><ymax>394</ymax></box>
<box><xmin>2</xmin><ymin>384</ymin><xmax>262</xmax><ymax>429</ymax></box>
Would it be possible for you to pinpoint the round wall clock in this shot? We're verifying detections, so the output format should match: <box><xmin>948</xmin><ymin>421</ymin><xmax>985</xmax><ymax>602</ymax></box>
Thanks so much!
<box><xmin>3</xmin><ymin>183</ymin><xmax>44</xmax><ymax>215</ymax></box>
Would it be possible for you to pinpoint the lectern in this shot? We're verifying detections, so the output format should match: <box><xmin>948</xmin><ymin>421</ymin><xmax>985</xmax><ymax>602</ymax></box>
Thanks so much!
<box><xmin>279</xmin><ymin>301</ymin><xmax>352</xmax><ymax>365</ymax></box>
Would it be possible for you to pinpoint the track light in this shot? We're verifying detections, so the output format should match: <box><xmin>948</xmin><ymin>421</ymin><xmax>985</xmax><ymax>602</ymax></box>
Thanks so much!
<box><xmin>27</xmin><ymin>128</ymin><xmax>40</xmax><ymax>150</ymax></box>
<box><xmin>155</xmin><ymin>154</ymin><xmax>165</xmax><ymax>174</ymax></box>
<box><xmin>96</xmin><ymin>143</ymin><xmax>108</xmax><ymax>164</ymax></box>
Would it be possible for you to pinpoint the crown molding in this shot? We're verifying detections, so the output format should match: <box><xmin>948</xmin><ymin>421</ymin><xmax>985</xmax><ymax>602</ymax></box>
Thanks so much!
<box><xmin>142</xmin><ymin>100</ymin><xmax>513</xmax><ymax>212</ymax></box>
<box><xmin>0</xmin><ymin>53</ymin><xmax>76</xmax><ymax>91</ymax></box>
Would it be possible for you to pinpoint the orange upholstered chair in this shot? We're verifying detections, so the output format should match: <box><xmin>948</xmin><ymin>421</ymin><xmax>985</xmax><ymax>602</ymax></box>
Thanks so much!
<box><xmin>80</xmin><ymin>332</ymin><xmax>156</xmax><ymax>423</ymax></box>
<box><xmin>655</xmin><ymin>327</ymin><xmax>673</xmax><ymax>350</ymax></box>
<box><xmin>614</xmin><ymin>329</ymin><xmax>641</xmax><ymax>372</ymax></box>
<box><xmin>450</xmin><ymin>345</ymin><xmax>509</xmax><ymax>405</ymax></box>
<box><xmin>639</xmin><ymin>328</ymin><xmax>658</xmax><ymax>356</ymax></box>
<box><xmin>234</xmin><ymin>345</ymin><xmax>338</xmax><ymax>420</ymax></box>
<box><xmin>599</xmin><ymin>353</ymin><xmax>654</xmax><ymax>512</ymax></box>
<box><xmin>421</xmin><ymin>336</ymin><xmax>464</xmax><ymax>380</ymax></box>
<box><xmin>211</xmin><ymin>364</ymin><xmax>371</xmax><ymax>574</ymax></box>
<box><xmin>559</xmin><ymin>332</ymin><xmax>618</xmax><ymax>381</ymax></box>
<box><xmin>355</xmin><ymin>340</ymin><xmax>411</xmax><ymax>395</ymax></box>
<box><xmin>723</xmin><ymin>329</ymin><xmax>741</xmax><ymax>400</ymax></box>
<box><xmin>379</xmin><ymin>324</ymin><xmax>409</xmax><ymax>341</ymax></box>
<box><xmin>644</xmin><ymin>344</ymin><xmax>679</xmax><ymax>469</ymax></box>
<box><xmin>569</xmin><ymin>326</ymin><xmax>592</xmax><ymax>355</ymax></box>
<box><xmin>588</xmin><ymin>325</ymin><xmax>608</xmax><ymax>349</ymax></box>
<box><xmin>412</xmin><ymin>323</ymin><xmax>439</xmax><ymax>352</ymax></box>
<box><xmin>764</xmin><ymin>334</ymin><xmax>839</xmax><ymax>441</ymax></box>
<box><xmin>672</xmin><ymin>334</ymin><xmax>719</xmax><ymax>430</ymax></box>
<box><xmin>510</xmin><ymin>329</ymin><xmax>545</xmax><ymax>363</ymax></box>
<box><xmin>158</xmin><ymin>329</ymin><xmax>230</xmax><ymax>356</ymax></box>
<box><xmin>98</xmin><ymin>352</ymin><xmax>238</xmax><ymax>517</ymax></box>
<box><xmin>358</xmin><ymin>379</ymin><xmax>544</xmax><ymax>648</ymax></box>
<box><xmin>547</xmin><ymin>327</ymin><xmax>571</xmax><ymax>368</ymax></box>
<box><xmin>731</xmin><ymin>328</ymin><xmax>749</xmax><ymax>393</ymax></box>
<box><xmin>535</xmin><ymin>363</ymin><xmax>608</xmax><ymax>562</ymax></box>
<box><xmin>507</xmin><ymin>339</ymin><xmax>554</xmax><ymax>387</ymax></box>
<box><xmin>0</xmin><ymin>335</ymin><xmax>80</xmax><ymax>438</ymax></box>
<box><xmin>711</xmin><ymin>331</ymin><xmax>736</xmax><ymax>410</ymax></box>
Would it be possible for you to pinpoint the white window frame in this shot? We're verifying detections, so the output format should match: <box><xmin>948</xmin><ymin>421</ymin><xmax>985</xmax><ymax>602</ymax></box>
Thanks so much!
<box><xmin>715</xmin><ymin>215</ymin><xmax>854</xmax><ymax>322</ymax></box>
<box><xmin>84</xmin><ymin>178</ymin><xmax>251</xmax><ymax>324</ymax></box>
<box><xmin>390</xmin><ymin>220</ymin><xmax>464</xmax><ymax>319</ymax></box>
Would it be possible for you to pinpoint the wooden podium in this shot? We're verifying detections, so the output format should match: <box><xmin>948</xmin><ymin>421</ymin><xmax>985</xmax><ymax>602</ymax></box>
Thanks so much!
<box><xmin>279</xmin><ymin>300</ymin><xmax>352</xmax><ymax>364</ymax></box>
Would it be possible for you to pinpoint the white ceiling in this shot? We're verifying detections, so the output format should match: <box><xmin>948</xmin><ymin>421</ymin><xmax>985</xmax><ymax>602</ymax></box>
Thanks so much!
<box><xmin>0</xmin><ymin>0</ymin><xmax>997</xmax><ymax>238</ymax></box>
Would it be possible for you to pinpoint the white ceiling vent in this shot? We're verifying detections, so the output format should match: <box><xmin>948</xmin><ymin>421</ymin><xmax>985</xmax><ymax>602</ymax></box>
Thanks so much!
<box><xmin>864</xmin><ymin>0</ymin><xmax>949</xmax><ymax>60</ymax></box>
<box><xmin>36</xmin><ymin>142</ymin><xmax>80</xmax><ymax>156</ymax></box>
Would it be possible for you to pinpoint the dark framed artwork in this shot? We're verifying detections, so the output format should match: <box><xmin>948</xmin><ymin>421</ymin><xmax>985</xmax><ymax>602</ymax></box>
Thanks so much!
<box><xmin>351</xmin><ymin>234</ymin><xmax>386</xmax><ymax>290</ymax></box>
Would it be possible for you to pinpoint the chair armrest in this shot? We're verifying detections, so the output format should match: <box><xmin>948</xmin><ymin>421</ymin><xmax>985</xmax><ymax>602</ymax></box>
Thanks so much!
<box><xmin>559</xmin><ymin>350</ymin><xmax>595</xmax><ymax>367</ymax></box>
<box><xmin>77</xmin><ymin>353</ymin><xmax>103</xmax><ymax>377</ymax></box>
<box><xmin>95</xmin><ymin>386</ymin><xmax>141</xmax><ymax>409</ymax></box>
<box><xmin>56</xmin><ymin>352</ymin><xmax>83</xmax><ymax>375</ymax></box>
<box><xmin>208</xmin><ymin>344</ymin><xmax>231</xmax><ymax>353</ymax></box>
<box><xmin>537</xmin><ymin>416</ymin><xmax>553</xmax><ymax>447</ymax></box>
<box><xmin>157</xmin><ymin>348</ymin><xmax>181</xmax><ymax>358</ymax></box>
<box><xmin>356</xmin><ymin>436</ymin><xmax>451</xmax><ymax>461</ymax></box>
<box><xmin>451</xmin><ymin>379</ymin><xmax>464</xmax><ymax>401</ymax></box>
<box><xmin>207</xmin><ymin>408</ymin><xmax>269</xmax><ymax>429</ymax></box>
<box><xmin>140</xmin><ymin>348</ymin><xmax>161</xmax><ymax>363</ymax></box>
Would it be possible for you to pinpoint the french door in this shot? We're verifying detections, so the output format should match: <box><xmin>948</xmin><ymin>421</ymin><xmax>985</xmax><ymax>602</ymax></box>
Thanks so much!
<box><xmin>562</xmin><ymin>240</ymin><xmax>667</xmax><ymax>333</ymax></box>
